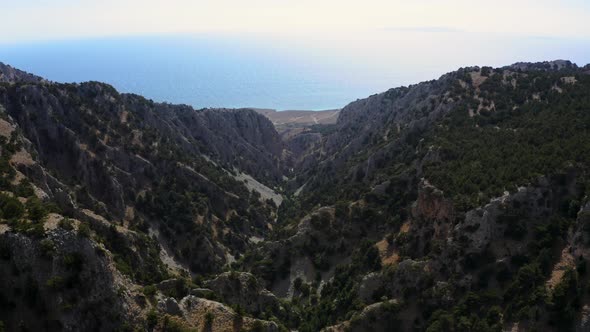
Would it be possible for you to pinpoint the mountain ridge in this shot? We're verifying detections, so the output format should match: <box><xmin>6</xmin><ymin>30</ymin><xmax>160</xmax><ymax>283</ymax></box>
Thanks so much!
<box><xmin>0</xmin><ymin>60</ymin><xmax>590</xmax><ymax>331</ymax></box>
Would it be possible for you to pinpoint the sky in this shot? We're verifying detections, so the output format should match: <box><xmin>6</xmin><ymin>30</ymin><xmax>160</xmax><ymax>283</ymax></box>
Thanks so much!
<box><xmin>0</xmin><ymin>1</ymin><xmax>588</xmax><ymax>37</ymax></box>
<box><xmin>2</xmin><ymin>0</ymin><xmax>590</xmax><ymax>42</ymax></box>
<box><xmin>2</xmin><ymin>1</ymin><xmax>589</xmax><ymax>67</ymax></box>
<box><xmin>0</xmin><ymin>1</ymin><xmax>589</xmax><ymax>109</ymax></box>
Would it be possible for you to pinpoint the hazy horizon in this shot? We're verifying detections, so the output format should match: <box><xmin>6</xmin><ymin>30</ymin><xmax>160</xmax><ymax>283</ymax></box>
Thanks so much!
<box><xmin>2</xmin><ymin>1</ymin><xmax>589</xmax><ymax>110</ymax></box>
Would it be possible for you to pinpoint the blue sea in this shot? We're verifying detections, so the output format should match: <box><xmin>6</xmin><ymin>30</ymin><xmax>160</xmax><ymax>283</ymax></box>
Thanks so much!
<box><xmin>0</xmin><ymin>36</ymin><xmax>413</xmax><ymax>110</ymax></box>
<box><xmin>1</xmin><ymin>35</ymin><xmax>588</xmax><ymax>111</ymax></box>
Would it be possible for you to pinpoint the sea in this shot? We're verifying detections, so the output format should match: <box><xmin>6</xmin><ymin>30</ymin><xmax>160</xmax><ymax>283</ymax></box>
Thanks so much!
<box><xmin>0</xmin><ymin>36</ymin><xmax>409</xmax><ymax>111</ymax></box>
<box><xmin>1</xmin><ymin>34</ymin><xmax>587</xmax><ymax>111</ymax></box>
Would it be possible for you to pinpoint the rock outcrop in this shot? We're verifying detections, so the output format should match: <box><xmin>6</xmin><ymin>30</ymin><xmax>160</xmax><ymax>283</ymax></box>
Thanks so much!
<box><xmin>204</xmin><ymin>272</ymin><xmax>282</xmax><ymax>317</ymax></box>
<box><xmin>0</xmin><ymin>63</ymin><xmax>45</xmax><ymax>84</ymax></box>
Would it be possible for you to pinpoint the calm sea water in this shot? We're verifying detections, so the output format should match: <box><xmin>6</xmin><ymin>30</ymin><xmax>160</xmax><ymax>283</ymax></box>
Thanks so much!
<box><xmin>1</xmin><ymin>35</ymin><xmax>587</xmax><ymax>110</ymax></box>
<box><xmin>0</xmin><ymin>36</ymin><xmax>410</xmax><ymax>110</ymax></box>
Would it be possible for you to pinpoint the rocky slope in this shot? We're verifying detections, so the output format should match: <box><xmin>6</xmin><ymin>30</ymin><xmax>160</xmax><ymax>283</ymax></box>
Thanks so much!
<box><xmin>0</xmin><ymin>63</ymin><xmax>45</xmax><ymax>84</ymax></box>
<box><xmin>1</xmin><ymin>60</ymin><xmax>590</xmax><ymax>332</ymax></box>
<box><xmin>241</xmin><ymin>60</ymin><xmax>590</xmax><ymax>332</ymax></box>
<box><xmin>0</xmin><ymin>64</ymin><xmax>285</xmax><ymax>331</ymax></box>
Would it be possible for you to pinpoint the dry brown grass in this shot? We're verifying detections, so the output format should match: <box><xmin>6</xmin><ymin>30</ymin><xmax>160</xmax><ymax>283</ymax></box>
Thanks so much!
<box><xmin>546</xmin><ymin>246</ymin><xmax>575</xmax><ymax>290</ymax></box>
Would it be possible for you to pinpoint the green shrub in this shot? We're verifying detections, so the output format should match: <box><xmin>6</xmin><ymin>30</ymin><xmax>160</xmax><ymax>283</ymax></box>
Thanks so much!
<box><xmin>205</xmin><ymin>312</ymin><xmax>215</xmax><ymax>326</ymax></box>
<box><xmin>248</xmin><ymin>320</ymin><xmax>265</xmax><ymax>332</ymax></box>
<box><xmin>146</xmin><ymin>309</ymin><xmax>159</xmax><ymax>329</ymax></box>
<box><xmin>114</xmin><ymin>255</ymin><xmax>133</xmax><ymax>277</ymax></box>
<box><xmin>58</xmin><ymin>217</ymin><xmax>74</xmax><ymax>231</ymax></box>
<box><xmin>143</xmin><ymin>284</ymin><xmax>157</xmax><ymax>299</ymax></box>
<box><xmin>14</xmin><ymin>180</ymin><xmax>35</xmax><ymax>198</ymax></box>
<box><xmin>26</xmin><ymin>196</ymin><xmax>48</xmax><ymax>222</ymax></box>
<box><xmin>161</xmin><ymin>315</ymin><xmax>189</xmax><ymax>332</ymax></box>
<box><xmin>63</xmin><ymin>252</ymin><xmax>84</xmax><ymax>271</ymax></box>
<box><xmin>40</xmin><ymin>238</ymin><xmax>56</xmax><ymax>257</ymax></box>
<box><xmin>77</xmin><ymin>222</ymin><xmax>91</xmax><ymax>238</ymax></box>
<box><xmin>0</xmin><ymin>194</ymin><xmax>24</xmax><ymax>219</ymax></box>
<box><xmin>46</xmin><ymin>275</ymin><xmax>65</xmax><ymax>290</ymax></box>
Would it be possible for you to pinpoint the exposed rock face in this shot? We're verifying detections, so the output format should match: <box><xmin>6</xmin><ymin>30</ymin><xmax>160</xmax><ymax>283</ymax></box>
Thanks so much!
<box><xmin>0</xmin><ymin>62</ymin><xmax>287</xmax><ymax>330</ymax></box>
<box><xmin>204</xmin><ymin>272</ymin><xmax>282</xmax><ymax>317</ymax></box>
<box><xmin>284</xmin><ymin>131</ymin><xmax>322</xmax><ymax>168</ymax></box>
<box><xmin>453</xmin><ymin>172</ymin><xmax>578</xmax><ymax>257</ymax></box>
<box><xmin>0</xmin><ymin>82</ymin><xmax>285</xmax><ymax>214</ymax></box>
<box><xmin>412</xmin><ymin>179</ymin><xmax>454</xmax><ymax>223</ymax></box>
<box><xmin>358</xmin><ymin>259</ymin><xmax>432</xmax><ymax>302</ymax></box>
<box><xmin>178</xmin><ymin>296</ymin><xmax>279</xmax><ymax>332</ymax></box>
<box><xmin>323</xmin><ymin>300</ymin><xmax>402</xmax><ymax>332</ymax></box>
<box><xmin>287</xmin><ymin>69</ymin><xmax>460</xmax><ymax>198</ymax></box>
<box><xmin>0</xmin><ymin>75</ymin><xmax>286</xmax><ymax>274</ymax></box>
<box><xmin>578</xmin><ymin>305</ymin><xmax>590</xmax><ymax>332</ymax></box>
<box><xmin>189</xmin><ymin>107</ymin><xmax>286</xmax><ymax>184</ymax></box>
<box><xmin>0</xmin><ymin>228</ymin><xmax>142</xmax><ymax>331</ymax></box>
<box><xmin>509</xmin><ymin>60</ymin><xmax>577</xmax><ymax>72</ymax></box>
<box><xmin>158</xmin><ymin>297</ymin><xmax>183</xmax><ymax>316</ymax></box>
<box><xmin>0</xmin><ymin>63</ymin><xmax>45</xmax><ymax>84</ymax></box>
<box><xmin>153</xmin><ymin>294</ymin><xmax>280</xmax><ymax>331</ymax></box>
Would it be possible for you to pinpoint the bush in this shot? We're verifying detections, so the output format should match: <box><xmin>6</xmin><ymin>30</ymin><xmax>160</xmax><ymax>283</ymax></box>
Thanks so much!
<box><xmin>26</xmin><ymin>196</ymin><xmax>48</xmax><ymax>222</ymax></box>
<box><xmin>0</xmin><ymin>194</ymin><xmax>24</xmax><ymax>219</ymax></box>
<box><xmin>46</xmin><ymin>276</ymin><xmax>65</xmax><ymax>290</ymax></box>
<box><xmin>248</xmin><ymin>320</ymin><xmax>265</xmax><ymax>332</ymax></box>
<box><xmin>143</xmin><ymin>285</ymin><xmax>157</xmax><ymax>300</ymax></box>
<box><xmin>11</xmin><ymin>219</ymin><xmax>45</xmax><ymax>238</ymax></box>
<box><xmin>114</xmin><ymin>255</ymin><xmax>133</xmax><ymax>277</ymax></box>
<box><xmin>205</xmin><ymin>312</ymin><xmax>215</xmax><ymax>326</ymax></box>
<box><xmin>146</xmin><ymin>309</ymin><xmax>159</xmax><ymax>329</ymax></box>
<box><xmin>77</xmin><ymin>222</ymin><xmax>91</xmax><ymax>238</ymax></box>
<box><xmin>161</xmin><ymin>315</ymin><xmax>189</xmax><ymax>332</ymax></box>
<box><xmin>14</xmin><ymin>180</ymin><xmax>35</xmax><ymax>198</ymax></box>
<box><xmin>386</xmin><ymin>233</ymin><xmax>394</xmax><ymax>244</ymax></box>
<box><xmin>550</xmin><ymin>269</ymin><xmax>582</xmax><ymax>329</ymax></box>
<box><xmin>40</xmin><ymin>238</ymin><xmax>55</xmax><ymax>257</ymax></box>
<box><xmin>424</xmin><ymin>74</ymin><xmax>590</xmax><ymax>211</ymax></box>
<box><xmin>58</xmin><ymin>217</ymin><xmax>74</xmax><ymax>231</ymax></box>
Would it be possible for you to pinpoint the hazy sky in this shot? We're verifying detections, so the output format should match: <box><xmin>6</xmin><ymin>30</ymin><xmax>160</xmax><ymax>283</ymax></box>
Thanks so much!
<box><xmin>2</xmin><ymin>0</ymin><xmax>590</xmax><ymax>42</ymax></box>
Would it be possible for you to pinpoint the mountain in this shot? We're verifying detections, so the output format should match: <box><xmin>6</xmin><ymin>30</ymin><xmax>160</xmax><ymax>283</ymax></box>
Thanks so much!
<box><xmin>0</xmin><ymin>63</ymin><xmax>45</xmax><ymax>84</ymax></box>
<box><xmin>0</xmin><ymin>60</ymin><xmax>590</xmax><ymax>332</ymax></box>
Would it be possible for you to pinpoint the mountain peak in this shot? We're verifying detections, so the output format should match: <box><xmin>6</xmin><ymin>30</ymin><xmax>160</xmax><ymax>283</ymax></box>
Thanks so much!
<box><xmin>0</xmin><ymin>62</ymin><xmax>46</xmax><ymax>84</ymax></box>
<box><xmin>508</xmin><ymin>59</ymin><xmax>577</xmax><ymax>71</ymax></box>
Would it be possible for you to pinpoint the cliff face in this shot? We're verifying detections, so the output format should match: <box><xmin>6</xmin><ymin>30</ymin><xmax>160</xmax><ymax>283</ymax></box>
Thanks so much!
<box><xmin>1</xmin><ymin>81</ymin><xmax>285</xmax><ymax>205</ymax></box>
<box><xmin>0</xmin><ymin>80</ymin><xmax>287</xmax><ymax>277</ymax></box>
<box><xmin>0</xmin><ymin>64</ymin><xmax>289</xmax><ymax>330</ymax></box>
<box><xmin>286</xmin><ymin>70</ymin><xmax>460</xmax><ymax>201</ymax></box>
<box><xmin>1</xmin><ymin>60</ymin><xmax>590</xmax><ymax>332</ymax></box>
<box><xmin>0</xmin><ymin>223</ymin><xmax>158</xmax><ymax>331</ymax></box>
